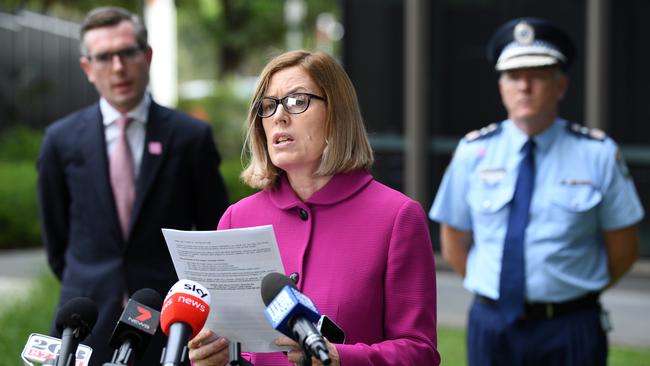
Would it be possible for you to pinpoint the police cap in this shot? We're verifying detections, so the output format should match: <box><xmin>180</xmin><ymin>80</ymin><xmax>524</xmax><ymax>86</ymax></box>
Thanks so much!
<box><xmin>487</xmin><ymin>17</ymin><xmax>575</xmax><ymax>71</ymax></box>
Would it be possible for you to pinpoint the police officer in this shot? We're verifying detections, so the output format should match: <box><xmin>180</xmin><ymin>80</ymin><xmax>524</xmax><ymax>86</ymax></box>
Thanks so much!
<box><xmin>429</xmin><ymin>17</ymin><xmax>644</xmax><ymax>366</ymax></box>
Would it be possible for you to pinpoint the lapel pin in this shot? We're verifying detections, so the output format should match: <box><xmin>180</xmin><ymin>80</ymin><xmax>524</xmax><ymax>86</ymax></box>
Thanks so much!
<box><xmin>148</xmin><ymin>141</ymin><xmax>162</xmax><ymax>155</ymax></box>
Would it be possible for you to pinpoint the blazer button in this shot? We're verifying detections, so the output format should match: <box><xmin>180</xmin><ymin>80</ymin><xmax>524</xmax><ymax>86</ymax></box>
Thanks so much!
<box><xmin>298</xmin><ymin>208</ymin><xmax>308</xmax><ymax>221</ymax></box>
<box><xmin>289</xmin><ymin>272</ymin><xmax>300</xmax><ymax>284</ymax></box>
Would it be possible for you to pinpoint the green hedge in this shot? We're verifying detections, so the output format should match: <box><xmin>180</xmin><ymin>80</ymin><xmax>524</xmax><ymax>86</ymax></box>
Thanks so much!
<box><xmin>0</xmin><ymin>126</ymin><xmax>42</xmax><ymax>163</ymax></box>
<box><xmin>0</xmin><ymin>126</ymin><xmax>43</xmax><ymax>249</ymax></box>
<box><xmin>0</xmin><ymin>162</ymin><xmax>41</xmax><ymax>249</ymax></box>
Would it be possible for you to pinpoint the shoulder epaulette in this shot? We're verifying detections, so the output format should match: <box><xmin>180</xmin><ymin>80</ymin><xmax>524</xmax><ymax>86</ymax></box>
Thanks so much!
<box><xmin>464</xmin><ymin>123</ymin><xmax>501</xmax><ymax>142</ymax></box>
<box><xmin>567</xmin><ymin>122</ymin><xmax>606</xmax><ymax>141</ymax></box>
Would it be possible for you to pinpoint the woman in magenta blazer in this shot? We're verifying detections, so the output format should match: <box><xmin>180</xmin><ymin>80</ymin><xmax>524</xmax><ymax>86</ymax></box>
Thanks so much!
<box><xmin>189</xmin><ymin>50</ymin><xmax>439</xmax><ymax>366</ymax></box>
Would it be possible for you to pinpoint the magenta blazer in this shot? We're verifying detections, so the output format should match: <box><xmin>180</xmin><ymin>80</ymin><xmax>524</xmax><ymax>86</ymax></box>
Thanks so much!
<box><xmin>218</xmin><ymin>170</ymin><xmax>440</xmax><ymax>365</ymax></box>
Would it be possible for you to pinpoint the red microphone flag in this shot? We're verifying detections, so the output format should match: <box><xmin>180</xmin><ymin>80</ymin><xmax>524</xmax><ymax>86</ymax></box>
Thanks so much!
<box><xmin>160</xmin><ymin>279</ymin><xmax>211</xmax><ymax>338</ymax></box>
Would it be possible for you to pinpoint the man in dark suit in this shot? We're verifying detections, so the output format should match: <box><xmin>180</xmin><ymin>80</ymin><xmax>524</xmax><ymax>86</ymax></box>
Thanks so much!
<box><xmin>37</xmin><ymin>6</ymin><xmax>229</xmax><ymax>365</ymax></box>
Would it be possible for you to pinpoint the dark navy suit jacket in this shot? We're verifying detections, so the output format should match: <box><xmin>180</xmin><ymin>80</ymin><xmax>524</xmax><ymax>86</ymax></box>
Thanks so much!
<box><xmin>37</xmin><ymin>101</ymin><xmax>229</xmax><ymax>365</ymax></box>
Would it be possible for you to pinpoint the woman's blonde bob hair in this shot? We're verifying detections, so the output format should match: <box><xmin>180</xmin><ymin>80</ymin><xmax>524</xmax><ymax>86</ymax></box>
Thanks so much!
<box><xmin>241</xmin><ymin>50</ymin><xmax>374</xmax><ymax>190</ymax></box>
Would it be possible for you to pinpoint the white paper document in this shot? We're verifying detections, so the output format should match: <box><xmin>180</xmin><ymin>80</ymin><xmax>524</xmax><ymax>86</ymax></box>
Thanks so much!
<box><xmin>162</xmin><ymin>225</ymin><xmax>286</xmax><ymax>352</ymax></box>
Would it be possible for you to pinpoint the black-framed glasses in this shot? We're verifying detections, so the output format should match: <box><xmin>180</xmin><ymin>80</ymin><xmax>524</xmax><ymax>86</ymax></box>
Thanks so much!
<box><xmin>86</xmin><ymin>46</ymin><xmax>144</xmax><ymax>65</ymax></box>
<box><xmin>257</xmin><ymin>92</ymin><xmax>325</xmax><ymax>118</ymax></box>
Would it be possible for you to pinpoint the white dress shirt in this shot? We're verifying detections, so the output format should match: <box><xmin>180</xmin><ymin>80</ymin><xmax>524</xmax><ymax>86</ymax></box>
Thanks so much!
<box><xmin>100</xmin><ymin>94</ymin><xmax>151</xmax><ymax>177</ymax></box>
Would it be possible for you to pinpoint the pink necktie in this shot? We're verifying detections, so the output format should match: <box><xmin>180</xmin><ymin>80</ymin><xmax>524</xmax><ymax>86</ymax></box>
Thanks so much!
<box><xmin>110</xmin><ymin>115</ymin><xmax>135</xmax><ymax>240</ymax></box>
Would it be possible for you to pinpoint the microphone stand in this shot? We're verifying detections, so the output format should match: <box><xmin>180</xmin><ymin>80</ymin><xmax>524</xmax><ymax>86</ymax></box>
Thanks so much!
<box><xmin>103</xmin><ymin>339</ymin><xmax>134</xmax><ymax>366</ymax></box>
<box><xmin>228</xmin><ymin>341</ymin><xmax>254</xmax><ymax>366</ymax></box>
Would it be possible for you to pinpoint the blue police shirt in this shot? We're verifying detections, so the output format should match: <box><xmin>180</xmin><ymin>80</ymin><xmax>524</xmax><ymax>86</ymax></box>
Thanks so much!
<box><xmin>430</xmin><ymin>118</ymin><xmax>645</xmax><ymax>302</ymax></box>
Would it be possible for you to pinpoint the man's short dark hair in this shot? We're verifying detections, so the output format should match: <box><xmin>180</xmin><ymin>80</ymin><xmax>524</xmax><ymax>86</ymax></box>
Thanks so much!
<box><xmin>80</xmin><ymin>6</ymin><xmax>148</xmax><ymax>56</ymax></box>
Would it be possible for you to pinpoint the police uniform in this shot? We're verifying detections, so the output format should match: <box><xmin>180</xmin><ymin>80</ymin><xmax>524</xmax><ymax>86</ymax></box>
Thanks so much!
<box><xmin>429</xmin><ymin>17</ymin><xmax>645</xmax><ymax>366</ymax></box>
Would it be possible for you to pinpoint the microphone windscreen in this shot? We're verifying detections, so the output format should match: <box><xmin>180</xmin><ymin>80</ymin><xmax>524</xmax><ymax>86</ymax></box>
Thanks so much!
<box><xmin>261</xmin><ymin>272</ymin><xmax>297</xmax><ymax>306</ymax></box>
<box><xmin>160</xmin><ymin>280</ymin><xmax>211</xmax><ymax>338</ymax></box>
<box><xmin>55</xmin><ymin>297</ymin><xmax>98</xmax><ymax>339</ymax></box>
<box><xmin>131</xmin><ymin>288</ymin><xmax>163</xmax><ymax>311</ymax></box>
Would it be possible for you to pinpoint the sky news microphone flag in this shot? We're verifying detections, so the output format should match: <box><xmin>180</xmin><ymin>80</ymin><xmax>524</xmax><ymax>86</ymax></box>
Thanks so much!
<box><xmin>160</xmin><ymin>279</ymin><xmax>211</xmax><ymax>366</ymax></box>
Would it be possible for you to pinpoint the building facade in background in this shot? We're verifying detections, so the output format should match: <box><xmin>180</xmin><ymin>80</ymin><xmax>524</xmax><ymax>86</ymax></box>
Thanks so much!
<box><xmin>343</xmin><ymin>0</ymin><xmax>650</xmax><ymax>256</ymax></box>
<box><xmin>0</xmin><ymin>10</ymin><xmax>97</xmax><ymax>132</ymax></box>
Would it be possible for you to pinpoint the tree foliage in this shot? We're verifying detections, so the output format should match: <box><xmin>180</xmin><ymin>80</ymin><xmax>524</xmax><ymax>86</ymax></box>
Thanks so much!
<box><xmin>2</xmin><ymin>0</ymin><xmax>339</xmax><ymax>78</ymax></box>
<box><xmin>181</xmin><ymin>0</ymin><xmax>339</xmax><ymax>78</ymax></box>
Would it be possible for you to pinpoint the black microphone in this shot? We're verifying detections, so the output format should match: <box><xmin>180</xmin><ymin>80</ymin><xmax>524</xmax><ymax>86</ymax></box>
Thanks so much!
<box><xmin>104</xmin><ymin>288</ymin><xmax>163</xmax><ymax>366</ymax></box>
<box><xmin>261</xmin><ymin>273</ymin><xmax>331</xmax><ymax>365</ymax></box>
<box><xmin>54</xmin><ymin>297</ymin><xmax>98</xmax><ymax>366</ymax></box>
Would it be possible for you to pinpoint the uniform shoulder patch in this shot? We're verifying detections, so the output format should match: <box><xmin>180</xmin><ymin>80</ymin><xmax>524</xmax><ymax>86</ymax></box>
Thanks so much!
<box><xmin>464</xmin><ymin>123</ymin><xmax>501</xmax><ymax>142</ymax></box>
<box><xmin>616</xmin><ymin>150</ymin><xmax>631</xmax><ymax>178</ymax></box>
<box><xmin>567</xmin><ymin>122</ymin><xmax>606</xmax><ymax>141</ymax></box>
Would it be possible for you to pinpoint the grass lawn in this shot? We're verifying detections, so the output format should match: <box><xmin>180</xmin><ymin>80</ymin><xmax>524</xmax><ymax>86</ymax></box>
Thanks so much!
<box><xmin>1</xmin><ymin>273</ymin><xmax>649</xmax><ymax>365</ymax></box>
<box><xmin>437</xmin><ymin>325</ymin><xmax>650</xmax><ymax>365</ymax></box>
<box><xmin>0</xmin><ymin>273</ymin><xmax>59</xmax><ymax>363</ymax></box>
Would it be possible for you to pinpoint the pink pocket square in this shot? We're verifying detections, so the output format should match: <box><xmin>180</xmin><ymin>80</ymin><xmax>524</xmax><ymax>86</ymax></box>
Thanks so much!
<box><xmin>148</xmin><ymin>141</ymin><xmax>162</xmax><ymax>155</ymax></box>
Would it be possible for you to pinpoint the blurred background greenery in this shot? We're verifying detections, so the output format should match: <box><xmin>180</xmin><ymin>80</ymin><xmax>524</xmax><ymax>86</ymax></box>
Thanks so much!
<box><xmin>0</xmin><ymin>127</ymin><xmax>42</xmax><ymax>249</ymax></box>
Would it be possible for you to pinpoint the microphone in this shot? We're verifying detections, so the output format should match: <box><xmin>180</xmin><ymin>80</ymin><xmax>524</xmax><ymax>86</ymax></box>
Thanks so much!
<box><xmin>160</xmin><ymin>279</ymin><xmax>211</xmax><ymax>366</ymax></box>
<box><xmin>261</xmin><ymin>272</ymin><xmax>331</xmax><ymax>365</ymax></box>
<box><xmin>54</xmin><ymin>297</ymin><xmax>98</xmax><ymax>366</ymax></box>
<box><xmin>105</xmin><ymin>288</ymin><xmax>163</xmax><ymax>365</ymax></box>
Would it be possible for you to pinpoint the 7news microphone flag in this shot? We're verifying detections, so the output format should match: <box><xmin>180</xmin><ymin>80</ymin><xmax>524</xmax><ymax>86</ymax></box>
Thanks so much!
<box><xmin>105</xmin><ymin>288</ymin><xmax>163</xmax><ymax>365</ymax></box>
